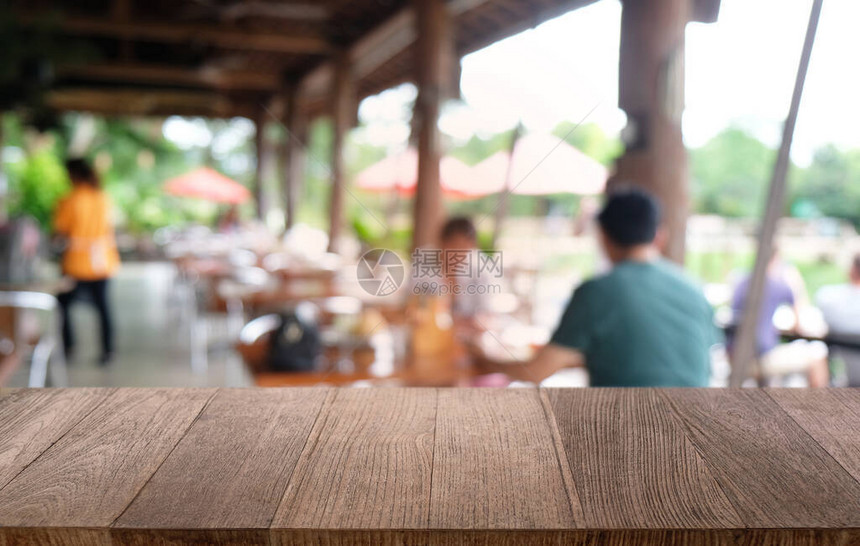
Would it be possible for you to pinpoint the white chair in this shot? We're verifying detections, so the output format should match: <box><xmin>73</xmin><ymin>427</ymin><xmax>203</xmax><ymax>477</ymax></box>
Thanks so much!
<box><xmin>0</xmin><ymin>291</ymin><xmax>67</xmax><ymax>387</ymax></box>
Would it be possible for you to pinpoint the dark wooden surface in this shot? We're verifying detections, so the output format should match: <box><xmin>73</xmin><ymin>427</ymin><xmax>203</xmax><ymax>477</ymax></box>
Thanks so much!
<box><xmin>1</xmin><ymin>388</ymin><xmax>859</xmax><ymax>545</ymax></box>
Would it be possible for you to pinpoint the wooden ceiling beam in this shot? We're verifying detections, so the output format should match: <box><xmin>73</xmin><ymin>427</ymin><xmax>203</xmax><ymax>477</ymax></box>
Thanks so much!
<box><xmin>17</xmin><ymin>13</ymin><xmax>332</xmax><ymax>54</ymax></box>
<box><xmin>58</xmin><ymin>63</ymin><xmax>280</xmax><ymax>92</ymax></box>
<box><xmin>45</xmin><ymin>88</ymin><xmax>255</xmax><ymax>118</ymax></box>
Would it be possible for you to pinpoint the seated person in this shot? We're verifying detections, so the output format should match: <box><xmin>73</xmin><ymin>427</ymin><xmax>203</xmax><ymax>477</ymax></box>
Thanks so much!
<box><xmin>504</xmin><ymin>188</ymin><xmax>718</xmax><ymax>386</ymax></box>
<box><xmin>815</xmin><ymin>254</ymin><xmax>860</xmax><ymax>386</ymax></box>
<box><xmin>731</xmin><ymin>251</ymin><xmax>828</xmax><ymax>387</ymax></box>
<box><xmin>438</xmin><ymin>217</ymin><xmax>492</xmax><ymax>328</ymax></box>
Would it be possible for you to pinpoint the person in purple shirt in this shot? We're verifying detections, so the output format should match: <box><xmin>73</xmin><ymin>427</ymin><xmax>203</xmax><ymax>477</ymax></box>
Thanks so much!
<box><xmin>731</xmin><ymin>251</ymin><xmax>829</xmax><ymax>387</ymax></box>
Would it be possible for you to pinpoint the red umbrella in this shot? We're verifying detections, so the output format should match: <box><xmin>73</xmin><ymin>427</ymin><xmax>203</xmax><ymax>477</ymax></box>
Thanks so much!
<box><xmin>164</xmin><ymin>167</ymin><xmax>251</xmax><ymax>204</ymax></box>
<box><xmin>355</xmin><ymin>149</ymin><xmax>491</xmax><ymax>200</ymax></box>
<box><xmin>473</xmin><ymin>133</ymin><xmax>608</xmax><ymax>196</ymax></box>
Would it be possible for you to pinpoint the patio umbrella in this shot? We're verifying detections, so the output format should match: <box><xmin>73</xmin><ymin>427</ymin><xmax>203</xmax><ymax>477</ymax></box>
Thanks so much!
<box><xmin>355</xmin><ymin>149</ymin><xmax>492</xmax><ymax>200</ymax></box>
<box><xmin>473</xmin><ymin>133</ymin><xmax>608</xmax><ymax>196</ymax></box>
<box><xmin>164</xmin><ymin>167</ymin><xmax>251</xmax><ymax>204</ymax></box>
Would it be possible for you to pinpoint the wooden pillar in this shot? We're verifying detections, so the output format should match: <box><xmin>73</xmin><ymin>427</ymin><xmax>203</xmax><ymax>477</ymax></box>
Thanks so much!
<box><xmin>613</xmin><ymin>0</ymin><xmax>690</xmax><ymax>263</ymax></box>
<box><xmin>410</xmin><ymin>0</ymin><xmax>453</xmax><ymax>251</ymax></box>
<box><xmin>328</xmin><ymin>53</ymin><xmax>353</xmax><ymax>253</ymax></box>
<box><xmin>253</xmin><ymin>108</ymin><xmax>267</xmax><ymax>220</ymax></box>
<box><xmin>281</xmin><ymin>88</ymin><xmax>306</xmax><ymax>231</ymax></box>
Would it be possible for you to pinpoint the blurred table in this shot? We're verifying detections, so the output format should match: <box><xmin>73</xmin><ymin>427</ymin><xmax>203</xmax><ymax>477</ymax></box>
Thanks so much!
<box><xmin>1</xmin><ymin>388</ymin><xmax>859</xmax><ymax>544</ymax></box>
<box><xmin>0</xmin><ymin>278</ymin><xmax>74</xmax><ymax>296</ymax></box>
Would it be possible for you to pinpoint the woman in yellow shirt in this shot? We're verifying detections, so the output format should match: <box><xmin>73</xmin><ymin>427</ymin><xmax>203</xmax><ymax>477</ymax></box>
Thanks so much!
<box><xmin>53</xmin><ymin>159</ymin><xmax>120</xmax><ymax>365</ymax></box>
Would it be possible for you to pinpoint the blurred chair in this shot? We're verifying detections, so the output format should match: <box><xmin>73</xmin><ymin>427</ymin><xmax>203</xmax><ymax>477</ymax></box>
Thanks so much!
<box><xmin>825</xmin><ymin>334</ymin><xmax>860</xmax><ymax>387</ymax></box>
<box><xmin>186</xmin><ymin>264</ymin><xmax>273</xmax><ymax>374</ymax></box>
<box><xmin>0</xmin><ymin>291</ymin><xmax>67</xmax><ymax>387</ymax></box>
<box><xmin>236</xmin><ymin>313</ymin><xmax>280</xmax><ymax>374</ymax></box>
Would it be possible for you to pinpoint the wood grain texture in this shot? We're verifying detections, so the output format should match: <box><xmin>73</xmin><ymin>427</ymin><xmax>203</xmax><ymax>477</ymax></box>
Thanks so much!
<box><xmin>4</xmin><ymin>528</ymin><xmax>859</xmax><ymax>546</ymax></box>
<box><xmin>270</xmin><ymin>528</ymin><xmax>860</xmax><ymax>546</ymax></box>
<box><xmin>109</xmin><ymin>528</ymin><xmax>267</xmax><ymax>546</ymax></box>
<box><xmin>115</xmin><ymin>388</ymin><xmax>328</xmax><ymax>531</ymax></box>
<box><xmin>544</xmin><ymin>388</ymin><xmax>743</xmax><ymax>529</ymax></box>
<box><xmin>428</xmin><ymin>388</ymin><xmax>581</xmax><ymax>529</ymax></box>
<box><xmin>0</xmin><ymin>527</ymin><xmax>111</xmax><ymax>546</ymax></box>
<box><xmin>0</xmin><ymin>387</ymin><xmax>18</xmax><ymax>399</ymax></box>
<box><xmin>272</xmin><ymin>388</ymin><xmax>436</xmax><ymax>529</ymax></box>
<box><xmin>768</xmin><ymin>388</ymin><xmax>860</xmax><ymax>483</ymax></box>
<box><xmin>0</xmin><ymin>388</ymin><xmax>114</xmax><ymax>490</ymax></box>
<box><xmin>0</xmin><ymin>388</ymin><xmax>213</xmax><ymax>528</ymax></box>
<box><xmin>659</xmin><ymin>388</ymin><xmax>860</xmax><ymax>528</ymax></box>
<box><xmin>3</xmin><ymin>387</ymin><xmax>860</xmax><ymax>546</ymax></box>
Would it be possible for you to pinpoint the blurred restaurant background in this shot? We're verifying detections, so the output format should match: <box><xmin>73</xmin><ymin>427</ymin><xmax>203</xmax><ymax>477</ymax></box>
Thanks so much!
<box><xmin>1</xmin><ymin>0</ymin><xmax>859</xmax><ymax>389</ymax></box>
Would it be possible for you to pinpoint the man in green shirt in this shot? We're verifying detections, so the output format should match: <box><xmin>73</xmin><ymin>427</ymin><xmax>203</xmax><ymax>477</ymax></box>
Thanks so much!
<box><xmin>514</xmin><ymin>188</ymin><xmax>717</xmax><ymax>386</ymax></box>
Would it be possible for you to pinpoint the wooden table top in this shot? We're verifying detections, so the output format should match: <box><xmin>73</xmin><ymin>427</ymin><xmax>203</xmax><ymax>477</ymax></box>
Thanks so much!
<box><xmin>1</xmin><ymin>388</ymin><xmax>859</xmax><ymax>545</ymax></box>
<box><xmin>0</xmin><ymin>278</ymin><xmax>73</xmax><ymax>296</ymax></box>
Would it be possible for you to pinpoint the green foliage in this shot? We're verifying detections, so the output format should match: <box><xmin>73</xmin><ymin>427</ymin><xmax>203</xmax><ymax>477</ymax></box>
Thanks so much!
<box><xmin>6</xmin><ymin>147</ymin><xmax>69</xmax><ymax>230</ymax></box>
<box><xmin>448</xmin><ymin>129</ymin><xmax>517</xmax><ymax>166</ymax></box>
<box><xmin>296</xmin><ymin>119</ymin><xmax>334</xmax><ymax>229</ymax></box>
<box><xmin>7</xmin><ymin>106</ymin><xmax>860</xmax><ymax>241</ymax></box>
<box><xmin>552</xmin><ymin>122</ymin><xmax>622</xmax><ymax>166</ymax></box>
<box><xmin>791</xmin><ymin>145</ymin><xmax>860</xmax><ymax>228</ymax></box>
<box><xmin>689</xmin><ymin>127</ymin><xmax>860</xmax><ymax>228</ymax></box>
<box><xmin>689</xmin><ymin>128</ymin><xmax>776</xmax><ymax>217</ymax></box>
<box><xmin>90</xmin><ymin>118</ymin><xmax>197</xmax><ymax>234</ymax></box>
<box><xmin>686</xmin><ymin>250</ymin><xmax>753</xmax><ymax>284</ymax></box>
<box><xmin>351</xmin><ymin>214</ymin><xmax>385</xmax><ymax>247</ymax></box>
<box><xmin>795</xmin><ymin>259</ymin><xmax>848</xmax><ymax>297</ymax></box>
<box><xmin>2</xmin><ymin>113</ymin><xmax>253</xmax><ymax>234</ymax></box>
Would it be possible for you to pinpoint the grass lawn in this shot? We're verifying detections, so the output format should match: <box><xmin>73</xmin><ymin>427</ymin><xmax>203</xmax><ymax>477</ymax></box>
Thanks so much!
<box><xmin>547</xmin><ymin>250</ymin><xmax>847</xmax><ymax>297</ymax></box>
<box><xmin>686</xmin><ymin>250</ymin><xmax>847</xmax><ymax>296</ymax></box>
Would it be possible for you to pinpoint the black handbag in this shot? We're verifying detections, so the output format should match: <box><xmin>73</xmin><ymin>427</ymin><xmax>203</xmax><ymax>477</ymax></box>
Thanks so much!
<box><xmin>267</xmin><ymin>311</ymin><xmax>321</xmax><ymax>372</ymax></box>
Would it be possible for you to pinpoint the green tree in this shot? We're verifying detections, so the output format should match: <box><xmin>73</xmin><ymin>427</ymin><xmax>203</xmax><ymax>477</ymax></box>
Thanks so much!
<box><xmin>448</xmin><ymin>129</ymin><xmax>517</xmax><ymax>166</ymax></box>
<box><xmin>689</xmin><ymin>128</ymin><xmax>777</xmax><ymax>217</ymax></box>
<box><xmin>791</xmin><ymin>145</ymin><xmax>860</xmax><ymax>228</ymax></box>
<box><xmin>552</xmin><ymin>122</ymin><xmax>622</xmax><ymax>166</ymax></box>
<box><xmin>7</xmin><ymin>147</ymin><xmax>69</xmax><ymax>229</ymax></box>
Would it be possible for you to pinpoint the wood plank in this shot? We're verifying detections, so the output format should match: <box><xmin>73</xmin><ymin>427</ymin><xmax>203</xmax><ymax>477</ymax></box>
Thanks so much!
<box><xmin>544</xmin><ymin>388</ymin><xmax>743</xmax><ymax>529</ymax></box>
<box><xmin>0</xmin><ymin>387</ymin><xmax>17</xmax><ymax>398</ymax></box>
<box><xmin>59</xmin><ymin>63</ymin><xmax>280</xmax><ymax>92</ymax></box>
<box><xmin>46</xmin><ymin>88</ymin><xmax>252</xmax><ymax>119</ymax></box>
<box><xmin>114</xmin><ymin>388</ymin><xmax>328</xmax><ymax>532</ymax></box>
<box><xmin>659</xmin><ymin>388</ymin><xmax>860</xmax><ymax>528</ymax></box>
<box><xmin>271</xmin><ymin>388</ymin><xmax>436</xmax><ymax>531</ymax></box>
<box><xmin>768</xmin><ymin>388</ymin><xmax>860</xmax><ymax>483</ymax></box>
<box><xmin>4</xmin><ymin>527</ymin><xmax>857</xmax><ymax>546</ymax></box>
<box><xmin>428</xmin><ymin>388</ymin><xmax>581</xmax><ymax>529</ymax></box>
<box><xmin>109</xmin><ymin>528</ymin><xmax>266</xmax><ymax>546</ymax></box>
<box><xmin>0</xmin><ymin>388</ymin><xmax>213</xmax><ymax>528</ymax></box>
<box><xmin>0</xmin><ymin>388</ymin><xmax>115</xmax><ymax>490</ymax></box>
<box><xmin>271</xmin><ymin>528</ymin><xmax>860</xmax><ymax>545</ymax></box>
<box><xmin>0</xmin><ymin>527</ymin><xmax>110</xmax><ymax>546</ymax></box>
<box><xmin>17</xmin><ymin>13</ymin><xmax>331</xmax><ymax>54</ymax></box>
